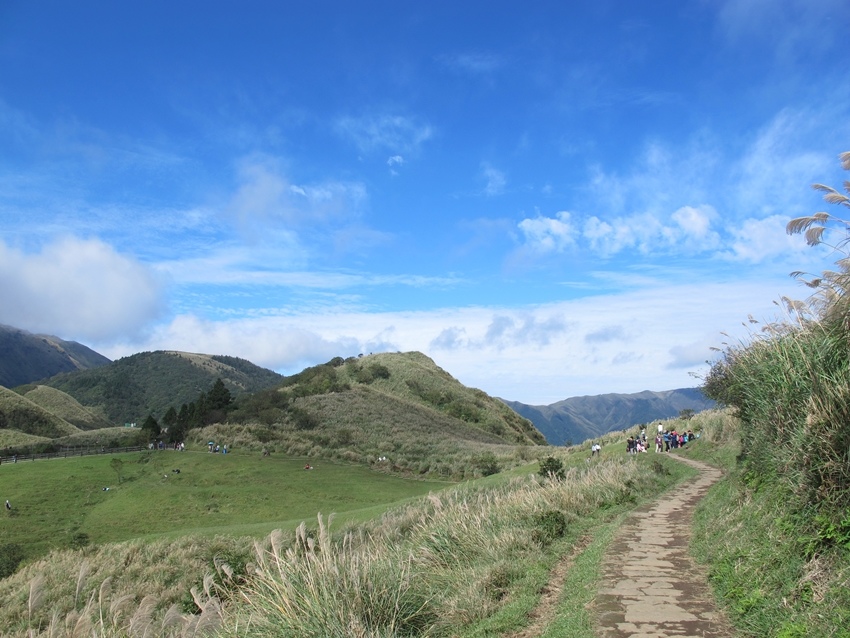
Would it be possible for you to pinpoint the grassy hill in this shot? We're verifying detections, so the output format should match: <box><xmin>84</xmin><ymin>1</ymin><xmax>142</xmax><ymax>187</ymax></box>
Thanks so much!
<box><xmin>198</xmin><ymin>352</ymin><xmax>547</xmax><ymax>478</ymax></box>
<box><xmin>41</xmin><ymin>350</ymin><xmax>284</xmax><ymax>424</ymax></box>
<box><xmin>0</xmin><ymin>386</ymin><xmax>80</xmax><ymax>439</ymax></box>
<box><xmin>14</xmin><ymin>385</ymin><xmax>113</xmax><ymax>430</ymax></box>
<box><xmin>3</xmin><ymin>351</ymin><xmax>546</xmax><ymax>479</ymax></box>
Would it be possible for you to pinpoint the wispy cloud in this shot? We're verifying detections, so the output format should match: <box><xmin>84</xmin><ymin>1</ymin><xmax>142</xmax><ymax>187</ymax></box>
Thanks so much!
<box><xmin>387</xmin><ymin>154</ymin><xmax>405</xmax><ymax>175</ymax></box>
<box><xmin>334</xmin><ymin>114</ymin><xmax>433</xmax><ymax>155</ymax></box>
<box><xmin>480</xmin><ymin>163</ymin><xmax>507</xmax><ymax>196</ymax></box>
<box><xmin>228</xmin><ymin>154</ymin><xmax>367</xmax><ymax>229</ymax></box>
<box><xmin>438</xmin><ymin>52</ymin><xmax>504</xmax><ymax>75</ymax></box>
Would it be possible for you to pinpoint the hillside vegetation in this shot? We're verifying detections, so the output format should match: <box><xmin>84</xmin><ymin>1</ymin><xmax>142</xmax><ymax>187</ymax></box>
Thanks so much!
<box><xmin>14</xmin><ymin>385</ymin><xmax>112</xmax><ymax>430</ymax></box>
<box><xmin>693</xmin><ymin>153</ymin><xmax>850</xmax><ymax>636</ymax></box>
<box><xmin>192</xmin><ymin>352</ymin><xmax>546</xmax><ymax>479</ymax></box>
<box><xmin>0</xmin><ymin>386</ymin><xmax>80</xmax><ymax>439</ymax></box>
<box><xmin>42</xmin><ymin>351</ymin><xmax>283</xmax><ymax>425</ymax></box>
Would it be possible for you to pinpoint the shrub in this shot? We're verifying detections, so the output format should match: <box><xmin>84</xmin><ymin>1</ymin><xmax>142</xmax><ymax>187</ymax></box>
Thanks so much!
<box><xmin>0</xmin><ymin>543</ymin><xmax>24</xmax><ymax>579</ymax></box>
<box><xmin>475</xmin><ymin>452</ymin><xmax>501</xmax><ymax>476</ymax></box>
<box><xmin>538</xmin><ymin>456</ymin><xmax>565</xmax><ymax>480</ymax></box>
<box><xmin>531</xmin><ymin>510</ymin><xmax>568</xmax><ymax>547</ymax></box>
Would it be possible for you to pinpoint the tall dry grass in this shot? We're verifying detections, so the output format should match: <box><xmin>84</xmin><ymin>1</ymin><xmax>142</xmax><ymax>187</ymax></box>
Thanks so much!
<box><xmin>218</xmin><ymin>455</ymin><xmax>667</xmax><ymax>636</ymax></box>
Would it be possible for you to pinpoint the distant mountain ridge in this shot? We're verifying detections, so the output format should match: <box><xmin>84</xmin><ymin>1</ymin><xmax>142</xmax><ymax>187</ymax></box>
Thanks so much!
<box><xmin>502</xmin><ymin>387</ymin><xmax>715</xmax><ymax>445</ymax></box>
<box><xmin>0</xmin><ymin>324</ymin><xmax>111</xmax><ymax>388</ymax></box>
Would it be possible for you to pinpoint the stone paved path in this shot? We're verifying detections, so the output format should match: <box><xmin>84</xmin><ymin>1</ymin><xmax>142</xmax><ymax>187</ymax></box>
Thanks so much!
<box><xmin>594</xmin><ymin>456</ymin><xmax>735</xmax><ymax>638</ymax></box>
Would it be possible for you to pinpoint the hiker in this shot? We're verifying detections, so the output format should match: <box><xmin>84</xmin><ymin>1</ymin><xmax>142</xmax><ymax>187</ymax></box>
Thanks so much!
<box><xmin>5</xmin><ymin>500</ymin><xmax>10</xmax><ymax>511</ymax></box>
<box><xmin>655</xmin><ymin>434</ymin><xmax>663</xmax><ymax>453</ymax></box>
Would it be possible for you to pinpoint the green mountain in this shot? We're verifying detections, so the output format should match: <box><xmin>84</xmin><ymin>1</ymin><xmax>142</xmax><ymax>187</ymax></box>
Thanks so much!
<box><xmin>503</xmin><ymin>387</ymin><xmax>715</xmax><ymax>445</ymax></box>
<box><xmin>288</xmin><ymin>352</ymin><xmax>544</xmax><ymax>447</ymax></box>
<box><xmin>195</xmin><ymin>351</ymin><xmax>546</xmax><ymax>477</ymax></box>
<box><xmin>0</xmin><ymin>324</ymin><xmax>110</xmax><ymax>388</ymax></box>
<box><xmin>41</xmin><ymin>350</ymin><xmax>284</xmax><ymax>425</ymax></box>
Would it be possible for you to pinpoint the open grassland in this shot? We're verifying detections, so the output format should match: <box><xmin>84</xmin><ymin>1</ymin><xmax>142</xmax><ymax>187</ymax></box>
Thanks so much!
<box><xmin>0</xmin><ymin>448</ymin><xmax>450</xmax><ymax>559</ymax></box>
<box><xmin>0</xmin><ymin>435</ymin><xmax>696</xmax><ymax>637</ymax></box>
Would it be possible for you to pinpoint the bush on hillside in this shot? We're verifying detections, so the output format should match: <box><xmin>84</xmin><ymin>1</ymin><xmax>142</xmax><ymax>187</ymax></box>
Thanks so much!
<box><xmin>0</xmin><ymin>543</ymin><xmax>24</xmax><ymax>579</ymax></box>
<box><xmin>538</xmin><ymin>456</ymin><xmax>565</xmax><ymax>480</ymax></box>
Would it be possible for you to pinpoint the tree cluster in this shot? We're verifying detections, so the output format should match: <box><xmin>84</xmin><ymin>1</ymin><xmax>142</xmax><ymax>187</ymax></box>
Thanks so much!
<box><xmin>140</xmin><ymin>378</ymin><xmax>233</xmax><ymax>443</ymax></box>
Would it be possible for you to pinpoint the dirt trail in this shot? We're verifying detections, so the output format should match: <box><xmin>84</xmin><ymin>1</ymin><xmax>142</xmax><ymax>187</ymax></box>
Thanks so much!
<box><xmin>594</xmin><ymin>455</ymin><xmax>735</xmax><ymax>638</ymax></box>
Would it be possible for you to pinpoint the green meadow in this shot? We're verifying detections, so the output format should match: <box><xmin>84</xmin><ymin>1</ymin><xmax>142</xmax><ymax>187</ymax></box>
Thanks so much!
<box><xmin>0</xmin><ymin>448</ymin><xmax>452</xmax><ymax>557</ymax></box>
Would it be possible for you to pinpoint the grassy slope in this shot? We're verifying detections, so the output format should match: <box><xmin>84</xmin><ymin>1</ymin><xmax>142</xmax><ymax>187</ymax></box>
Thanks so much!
<box><xmin>18</xmin><ymin>384</ymin><xmax>112</xmax><ymax>430</ymax></box>
<box><xmin>0</xmin><ymin>429</ymin><xmax>49</xmax><ymax>450</ymax></box>
<box><xmin>681</xmin><ymin>410</ymin><xmax>850</xmax><ymax>638</ymax></box>
<box><xmin>190</xmin><ymin>352</ymin><xmax>549</xmax><ymax>480</ymax></box>
<box><xmin>0</xmin><ymin>386</ymin><xmax>80</xmax><ymax>438</ymax></box>
<box><xmin>0</xmin><ymin>448</ymin><xmax>449</xmax><ymax>557</ymax></box>
<box><xmin>340</xmin><ymin>352</ymin><xmax>546</xmax><ymax>445</ymax></box>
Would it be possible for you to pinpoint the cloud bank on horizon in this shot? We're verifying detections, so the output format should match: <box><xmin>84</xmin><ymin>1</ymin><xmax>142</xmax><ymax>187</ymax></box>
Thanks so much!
<box><xmin>1</xmin><ymin>0</ymin><xmax>848</xmax><ymax>404</ymax></box>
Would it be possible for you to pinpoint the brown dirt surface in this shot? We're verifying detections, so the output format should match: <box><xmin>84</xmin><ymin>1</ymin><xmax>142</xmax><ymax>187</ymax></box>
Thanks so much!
<box><xmin>593</xmin><ymin>455</ymin><xmax>736</xmax><ymax>637</ymax></box>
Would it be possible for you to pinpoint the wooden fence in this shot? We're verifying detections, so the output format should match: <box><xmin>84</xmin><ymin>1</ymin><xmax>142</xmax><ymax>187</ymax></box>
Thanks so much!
<box><xmin>0</xmin><ymin>446</ymin><xmax>146</xmax><ymax>465</ymax></box>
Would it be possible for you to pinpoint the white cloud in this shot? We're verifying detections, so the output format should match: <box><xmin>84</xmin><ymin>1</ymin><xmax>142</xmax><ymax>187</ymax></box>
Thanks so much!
<box><xmin>0</xmin><ymin>236</ymin><xmax>164</xmax><ymax>342</ymax></box>
<box><xmin>722</xmin><ymin>214</ymin><xmax>810</xmax><ymax>263</ymax></box>
<box><xmin>88</xmin><ymin>274</ymin><xmax>802</xmax><ymax>404</ymax></box>
<box><xmin>518</xmin><ymin>211</ymin><xmax>576</xmax><ymax>253</ymax></box>
<box><xmin>387</xmin><ymin>155</ymin><xmax>405</xmax><ymax>176</ymax></box>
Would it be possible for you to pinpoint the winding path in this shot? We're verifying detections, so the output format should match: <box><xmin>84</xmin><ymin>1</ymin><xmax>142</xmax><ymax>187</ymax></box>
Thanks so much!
<box><xmin>594</xmin><ymin>456</ymin><xmax>735</xmax><ymax>638</ymax></box>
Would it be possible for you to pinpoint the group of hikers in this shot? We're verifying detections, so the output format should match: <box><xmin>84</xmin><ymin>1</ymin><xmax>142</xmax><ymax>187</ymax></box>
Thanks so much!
<box><xmin>589</xmin><ymin>423</ymin><xmax>699</xmax><ymax>457</ymax></box>
<box><xmin>625</xmin><ymin>426</ymin><xmax>697</xmax><ymax>454</ymax></box>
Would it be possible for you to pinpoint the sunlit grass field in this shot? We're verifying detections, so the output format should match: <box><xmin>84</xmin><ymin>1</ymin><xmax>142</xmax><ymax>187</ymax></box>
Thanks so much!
<box><xmin>0</xmin><ymin>447</ymin><xmax>453</xmax><ymax>557</ymax></box>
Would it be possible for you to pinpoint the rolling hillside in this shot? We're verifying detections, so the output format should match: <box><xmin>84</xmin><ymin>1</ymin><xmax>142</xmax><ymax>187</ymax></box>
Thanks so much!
<box><xmin>195</xmin><ymin>352</ymin><xmax>548</xmax><ymax>477</ymax></box>
<box><xmin>0</xmin><ymin>385</ymin><xmax>81</xmax><ymax>439</ymax></box>
<box><xmin>0</xmin><ymin>324</ymin><xmax>110</xmax><ymax>388</ymax></box>
<box><xmin>42</xmin><ymin>350</ymin><xmax>284</xmax><ymax>424</ymax></box>
<box><xmin>504</xmin><ymin>387</ymin><xmax>715</xmax><ymax>445</ymax></box>
<box><xmin>14</xmin><ymin>385</ymin><xmax>113</xmax><ymax>430</ymax></box>
<box><xmin>4</xmin><ymin>349</ymin><xmax>545</xmax><ymax>477</ymax></box>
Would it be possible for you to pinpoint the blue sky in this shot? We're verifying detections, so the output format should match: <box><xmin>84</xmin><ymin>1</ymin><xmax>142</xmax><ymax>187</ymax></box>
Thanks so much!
<box><xmin>1</xmin><ymin>0</ymin><xmax>849</xmax><ymax>404</ymax></box>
